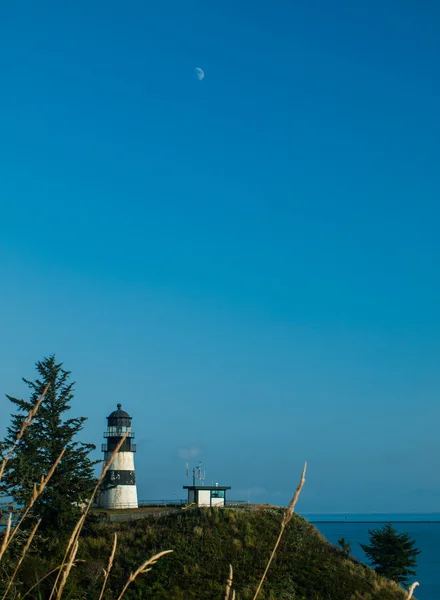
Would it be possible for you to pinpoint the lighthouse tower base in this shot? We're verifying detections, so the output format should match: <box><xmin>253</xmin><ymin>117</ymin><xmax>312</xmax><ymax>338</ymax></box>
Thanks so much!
<box><xmin>100</xmin><ymin>485</ymin><xmax>138</xmax><ymax>509</ymax></box>
<box><xmin>100</xmin><ymin>451</ymin><xmax>138</xmax><ymax>509</ymax></box>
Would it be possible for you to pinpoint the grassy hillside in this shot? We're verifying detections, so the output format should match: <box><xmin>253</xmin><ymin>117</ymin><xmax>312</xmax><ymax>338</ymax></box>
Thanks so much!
<box><xmin>22</xmin><ymin>507</ymin><xmax>410</xmax><ymax>600</ymax></box>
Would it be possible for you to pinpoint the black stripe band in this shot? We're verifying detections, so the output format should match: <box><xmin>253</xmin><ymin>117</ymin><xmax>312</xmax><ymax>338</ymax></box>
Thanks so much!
<box><xmin>105</xmin><ymin>470</ymin><xmax>136</xmax><ymax>485</ymax></box>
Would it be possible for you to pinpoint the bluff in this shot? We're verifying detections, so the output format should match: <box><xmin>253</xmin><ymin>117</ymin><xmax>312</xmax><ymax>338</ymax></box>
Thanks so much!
<box><xmin>27</xmin><ymin>508</ymin><xmax>409</xmax><ymax>599</ymax></box>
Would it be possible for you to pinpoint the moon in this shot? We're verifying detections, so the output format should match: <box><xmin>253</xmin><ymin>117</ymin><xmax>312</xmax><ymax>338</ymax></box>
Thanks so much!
<box><xmin>195</xmin><ymin>67</ymin><xmax>204</xmax><ymax>81</ymax></box>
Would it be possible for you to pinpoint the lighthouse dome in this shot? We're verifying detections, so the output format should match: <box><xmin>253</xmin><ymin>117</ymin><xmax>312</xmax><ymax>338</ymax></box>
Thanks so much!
<box><xmin>107</xmin><ymin>403</ymin><xmax>132</xmax><ymax>427</ymax></box>
<box><xmin>108</xmin><ymin>403</ymin><xmax>130</xmax><ymax>418</ymax></box>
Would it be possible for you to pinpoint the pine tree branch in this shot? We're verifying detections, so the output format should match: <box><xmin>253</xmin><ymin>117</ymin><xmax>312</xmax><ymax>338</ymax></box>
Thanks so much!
<box><xmin>2</xmin><ymin>356</ymin><xmax>99</xmax><ymax>545</ymax></box>
<box><xmin>1</xmin><ymin>519</ymin><xmax>41</xmax><ymax>600</ymax></box>
<box><xmin>1</xmin><ymin>448</ymin><xmax>65</xmax><ymax>557</ymax></box>
<box><xmin>0</xmin><ymin>383</ymin><xmax>49</xmax><ymax>483</ymax></box>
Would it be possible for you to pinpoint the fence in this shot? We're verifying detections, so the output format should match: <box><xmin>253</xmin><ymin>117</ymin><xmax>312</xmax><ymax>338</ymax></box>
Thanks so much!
<box><xmin>96</xmin><ymin>500</ymin><xmax>252</xmax><ymax>522</ymax></box>
<box><xmin>97</xmin><ymin>499</ymin><xmax>251</xmax><ymax>510</ymax></box>
<box><xmin>105</xmin><ymin>509</ymin><xmax>178</xmax><ymax>522</ymax></box>
<box><xmin>93</xmin><ymin>499</ymin><xmax>187</xmax><ymax>510</ymax></box>
<box><xmin>138</xmin><ymin>499</ymin><xmax>187</xmax><ymax>507</ymax></box>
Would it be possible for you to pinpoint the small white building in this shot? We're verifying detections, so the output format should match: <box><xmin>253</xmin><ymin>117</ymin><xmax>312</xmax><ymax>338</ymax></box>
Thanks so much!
<box><xmin>183</xmin><ymin>484</ymin><xmax>231</xmax><ymax>507</ymax></box>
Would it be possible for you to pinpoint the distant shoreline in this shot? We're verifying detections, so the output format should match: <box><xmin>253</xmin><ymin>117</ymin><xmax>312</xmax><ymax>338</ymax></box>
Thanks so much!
<box><xmin>308</xmin><ymin>520</ymin><xmax>440</xmax><ymax>524</ymax></box>
<box><xmin>302</xmin><ymin>513</ymin><xmax>440</xmax><ymax>524</ymax></box>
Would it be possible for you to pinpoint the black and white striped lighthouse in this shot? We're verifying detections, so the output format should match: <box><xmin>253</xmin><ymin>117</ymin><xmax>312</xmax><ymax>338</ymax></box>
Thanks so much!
<box><xmin>100</xmin><ymin>403</ymin><xmax>138</xmax><ymax>509</ymax></box>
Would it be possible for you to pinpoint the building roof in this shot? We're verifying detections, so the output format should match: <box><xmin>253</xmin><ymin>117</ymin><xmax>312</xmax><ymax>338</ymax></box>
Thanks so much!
<box><xmin>107</xmin><ymin>403</ymin><xmax>131</xmax><ymax>419</ymax></box>
<box><xmin>183</xmin><ymin>485</ymin><xmax>231</xmax><ymax>490</ymax></box>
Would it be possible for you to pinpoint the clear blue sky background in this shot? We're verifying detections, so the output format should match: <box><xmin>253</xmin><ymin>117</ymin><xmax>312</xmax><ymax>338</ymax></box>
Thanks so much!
<box><xmin>1</xmin><ymin>0</ymin><xmax>439</xmax><ymax>512</ymax></box>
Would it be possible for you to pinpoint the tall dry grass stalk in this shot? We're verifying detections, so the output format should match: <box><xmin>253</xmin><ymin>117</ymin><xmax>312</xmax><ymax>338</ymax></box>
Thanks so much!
<box><xmin>55</xmin><ymin>540</ymin><xmax>79</xmax><ymax>600</ymax></box>
<box><xmin>97</xmin><ymin>532</ymin><xmax>117</xmax><ymax>600</ymax></box>
<box><xmin>0</xmin><ymin>383</ymin><xmax>49</xmax><ymax>483</ymax></box>
<box><xmin>224</xmin><ymin>564</ymin><xmax>235</xmax><ymax>600</ymax></box>
<box><xmin>1</xmin><ymin>519</ymin><xmax>41</xmax><ymax>600</ymax></box>
<box><xmin>0</xmin><ymin>447</ymin><xmax>65</xmax><ymax>564</ymax></box>
<box><xmin>0</xmin><ymin>384</ymin><xmax>52</xmax><ymax>565</ymax></box>
<box><xmin>2</xmin><ymin>448</ymin><xmax>66</xmax><ymax>560</ymax></box>
<box><xmin>0</xmin><ymin>514</ymin><xmax>12</xmax><ymax>562</ymax></box>
<box><xmin>407</xmin><ymin>582</ymin><xmax>419</xmax><ymax>599</ymax></box>
<box><xmin>115</xmin><ymin>550</ymin><xmax>173</xmax><ymax>600</ymax></box>
<box><xmin>47</xmin><ymin>516</ymin><xmax>83</xmax><ymax>600</ymax></box>
<box><xmin>252</xmin><ymin>462</ymin><xmax>307</xmax><ymax>600</ymax></box>
<box><xmin>21</xmin><ymin>560</ymin><xmax>85</xmax><ymax>599</ymax></box>
<box><xmin>50</xmin><ymin>431</ymin><xmax>131</xmax><ymax>600</ymax></box>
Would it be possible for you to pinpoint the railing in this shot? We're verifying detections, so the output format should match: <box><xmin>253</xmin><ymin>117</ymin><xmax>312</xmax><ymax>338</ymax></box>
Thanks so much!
<box><xmin>103</xmin><ymin>430</ymin><xmax>135</xmax><ymax>438</ymax></box>
<box><xmin>142</xmin><ymin>500</ymin><xmax>249</xmax><ymax>508</ymax></box>
<box><xmin>105</xmin><ymin>509</ymin><xmax>177</xmax><ymax>522</ymax></box>
<box><xmin>96</xmin><ymin>499</ymin><xmax>250</xmax><ymax>509</ymax></box>
<box><xmin>138</xmin><ymin>499</ymin><xmax>187</xmax><ymax>507</ymax></box>
<box><xmin>93</xmin><ymin>499</ymin><xmax>187</xmax><ymax>510</ymax></box>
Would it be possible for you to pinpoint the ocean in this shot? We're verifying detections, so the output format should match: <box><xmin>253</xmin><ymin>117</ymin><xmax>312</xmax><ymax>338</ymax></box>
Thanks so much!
<box><xmin>302</xmin><ymin>514</ymin><xmax>440</xmax><ymax>600</ymax></box>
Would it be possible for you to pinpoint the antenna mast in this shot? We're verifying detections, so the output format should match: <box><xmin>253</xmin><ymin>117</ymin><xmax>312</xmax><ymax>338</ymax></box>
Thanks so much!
<box><xmin>188</xmin><ymin>461</ymin><xmax>206</xmax><ymax>486</ymax></box>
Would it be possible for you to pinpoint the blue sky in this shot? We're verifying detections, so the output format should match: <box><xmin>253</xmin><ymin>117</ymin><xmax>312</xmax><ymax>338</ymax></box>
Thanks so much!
<box><xmin>1</xmin><ymin>0</ymin><xmax>439</xmax><ymax>512</ymax></box>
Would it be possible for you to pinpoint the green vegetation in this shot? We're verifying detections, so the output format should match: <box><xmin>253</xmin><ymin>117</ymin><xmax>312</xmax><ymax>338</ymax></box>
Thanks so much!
<box><xmin>7</xmin><ymin>508</ymin><xmax>407</xmax><ymax>600</ymax></box>
<box><xmin>337</xmin><ymin>537</ymin><xmax>352</xmax><ymax>555</ymax></box>
<box><xmin>0</xmin><ymin>355</ymin><xmax>97</xmax><ymax>544</ymax></box>
<box><xmin>360</xmin><ymin>523</ymin><xmax>420</xmax><ymax>585</ymax></box>
<box><xmin>92</xmin><ymin>506</ymin><xmax>179</xmax><ymax>515</ymax></box>
<box><xmin>0</xmin><ymin>357</ymin><xmax>417</xmax><ymax>599</ymax></box>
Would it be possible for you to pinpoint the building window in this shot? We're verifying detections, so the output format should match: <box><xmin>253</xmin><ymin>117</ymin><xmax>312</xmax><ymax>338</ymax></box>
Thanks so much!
<box><xmin>211</xmin><ymin>490</ymin><xmax>225</xmax><ymax>499</ymax></box>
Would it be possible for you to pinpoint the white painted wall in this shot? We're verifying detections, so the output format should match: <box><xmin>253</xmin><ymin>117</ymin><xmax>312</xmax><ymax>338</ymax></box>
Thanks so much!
<box><xmin>198</xmin><ymin>490</ymin><xmax>211</xmax><ymax>506</ymax></box>
<box><xmin>101</xmin><ymin>485</ymin><xmax>138</xmax><ymax>509</ymax></box>
<box><xmin>211</xmin><ymin>497</ymin><xmax>224</xmax><ymax>507</ymax></box>
<box><xmin>106</xmin><ymin>451</ymin><xmax>136</xmax><ymax>471</ymax></box>
<box><xmin>100</xmin><ymin>451</ymin><xmax>138</xmax><ymax>509</ymax></box>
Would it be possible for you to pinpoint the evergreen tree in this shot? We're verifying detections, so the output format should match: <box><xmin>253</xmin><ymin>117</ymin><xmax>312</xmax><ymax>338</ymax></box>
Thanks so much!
<box><xmin>0</xmin><ymin>355</ymin><xmax>97</xmax><ymax>542</ymax></box>
<box><xmin>360</xmin><ymin>523</ymin><xmax>420</xmax><ymax>585</ymax></box>
<box><xmin>337</xmin><ymin>537</ymin><xmax>351</xmax><ymax>555</ymax></box>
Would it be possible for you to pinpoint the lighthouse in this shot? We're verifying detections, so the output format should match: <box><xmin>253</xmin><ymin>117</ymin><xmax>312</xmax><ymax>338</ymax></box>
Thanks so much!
<box><xmin>100</xmin><ymin>403</ymin><xmax>138</xmax><ymax>509</ymax></box>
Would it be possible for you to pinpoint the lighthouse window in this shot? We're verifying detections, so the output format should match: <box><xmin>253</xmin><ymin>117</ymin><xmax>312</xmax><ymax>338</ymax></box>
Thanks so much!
<box><xmin>106</xmin><ymin>426</ymin><xmax>131</xmax><ymax>436</ymax></box>
<box><xmin>211</xmin><ymin>490</ymin><xmax>225</xmax><ymax>499</ymax></box>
